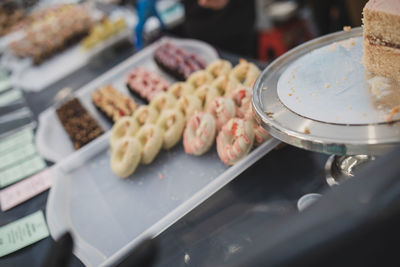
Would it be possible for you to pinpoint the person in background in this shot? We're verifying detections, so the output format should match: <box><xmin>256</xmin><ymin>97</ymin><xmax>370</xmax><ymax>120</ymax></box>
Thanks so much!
<box><xmin>135</xmin><ymin>0</ymin><xmax>256</xmax><ymax>57</ymax></box>
<box><xmin>182</xmin><ymin>0</ymin><xmax>256</xmax><ymax>57</ymax></box>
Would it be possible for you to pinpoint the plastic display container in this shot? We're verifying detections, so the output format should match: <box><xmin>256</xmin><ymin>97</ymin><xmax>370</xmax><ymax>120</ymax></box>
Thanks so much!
<box><xmin>46</xmin><ymin>130</ymin><xmax>279</xmax><ymax>266</ymax></box>
<box><xmin>35</xmin><ymin>37</ymin><xmax>219</xmax><ymax>162</ymax></box>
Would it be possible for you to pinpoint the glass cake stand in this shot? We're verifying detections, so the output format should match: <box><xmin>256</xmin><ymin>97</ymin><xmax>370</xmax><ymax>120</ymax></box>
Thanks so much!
<box><xmin>252</xmin><ymin>27</ymin><xmax>400</xmax><ymax>185</ymax></box>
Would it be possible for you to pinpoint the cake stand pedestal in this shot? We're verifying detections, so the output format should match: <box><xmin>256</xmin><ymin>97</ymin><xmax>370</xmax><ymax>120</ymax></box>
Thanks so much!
<box><xmin>252</xmin><ymin>27</ymin><xmax>400</xmax><ymax>186</ymax></box>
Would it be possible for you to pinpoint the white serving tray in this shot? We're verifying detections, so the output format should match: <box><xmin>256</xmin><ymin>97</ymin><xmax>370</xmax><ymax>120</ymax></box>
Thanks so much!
<box><xmin>46</xmin><ymin>130</ymin><xmax>279</xmax><ymax>266</ymax></box>
<box><xmin>35</xmin><ymin>37</ymin><xmax>219</xmax><ymax>162</ymax></box>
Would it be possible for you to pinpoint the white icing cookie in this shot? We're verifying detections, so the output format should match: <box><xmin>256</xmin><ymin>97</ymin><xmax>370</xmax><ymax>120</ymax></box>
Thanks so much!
<box><xmin>133</xmin><ymin>105</ymin><xmax>159</xmax><ymax>126</ymax></box>
<box><xmin>206</xmin><ymin>59</ymin><xmax>232</xmax><ymax>79</ymax></box>
<box><xmin>216</xmin><ymin>118</ymin><xmax>255</xmax><ymax>165</ymax></box>
<box><xmin>210</xmin><ymin>74</ymin><xmax>239</xmax><ymax>97</ymax></box>
<box><xmin>111</xmin><ymin>136</ymin><xmax>142</xmax><ymax>178</ymax></box>
<box><xmin>136</xmin><ymin>123</ymin><xmax>164</xmax><ymax>164</ymax></box>
<box><xmin>157</xmin><ymin>108</ymin><xmax>185</xmax><ymax>149</ymax></box>
<box><xmin>230</xmin><ymin>86</ymin><xmax>252</xmax><ymax>118</ymax></box>
<box><xmin>195</xmin><ymin>84</ymin><xmax>213</xmax><ymax>108</ymax></box>
<box><xmin>110</xmin><ymin>116</ymin><xmax>139</xmax><ymax>148</ymax></box>
<box><xmin>229</xmin><ymin>59</ymin><xmax>260</xmax><ymax>86</ymax></box>
<box><xmin>187</xmin><ymin>70</ymin><xmax>214</xmax><ymax>89</ymax></box>
<box><xmin>150</xmin><ymin>92</ymin><xmax>178</xmax><ymax>113</ymax></box>
<box><xmin>178</xmin><ymin>94</ymin><xmax>203</xmax><ymax>122</ymax></box>
<box><xmin>207</xmin><ymin>97</ymin><xmax>236</xmax><ymax>130</ymax></box>
<box><xmin>183</xmin><ymin>112</ymin><xmax>216</xmax><ymax>156</ymax></box>
<box><xmin>167</xmin><ymin>82</ymin><xmax>195</xmax><ymax>99</ymax></box>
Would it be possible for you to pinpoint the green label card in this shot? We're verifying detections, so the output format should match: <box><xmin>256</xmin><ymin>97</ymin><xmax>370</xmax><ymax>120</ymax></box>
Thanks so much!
<box><xmin>0</xmin><ymin>210</ymin><xmax>49</xmax><ymax>257</ymax></box>
<box><xmin>0</xmin><ymin>127</ymin><xmax>34</xmax><ymax>153</ymax></box>
<box><xmin>0</xmin><ymin>143</ymin><xmax>37</xmax><ymax>170</ymax></box>
<box><xmin>0</xmin><ymin>155</ymin><xmax>46</xmax><ymax>188</ymax></box>
<box><xmin>0</xmin><ymin>90</ymin><xmax>22</xmax><ymax>107</ymax></box>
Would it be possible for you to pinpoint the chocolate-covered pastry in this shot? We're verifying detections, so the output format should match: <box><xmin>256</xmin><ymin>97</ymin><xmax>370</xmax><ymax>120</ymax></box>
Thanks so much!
<box><xmin>92</xmin><ymin>85</ymin><xmax>137</xmax><ymax>123</ymax></box>
<box><xmin>56</xmin><ymin>98</ymin><xmax>103</xmax><ymax>150</ymax></box>
<box><xmin>153</xmin><ymin>42</ymin><xmax>206</xmax><ymax>81</ymax></box>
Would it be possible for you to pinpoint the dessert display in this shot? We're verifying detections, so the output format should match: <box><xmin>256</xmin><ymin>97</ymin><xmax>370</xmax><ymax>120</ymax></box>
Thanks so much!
<box><xmin>207</xmin><ymin>97</ymin><xmax>237</xmax><ymax>130</ymax></box>
<box><xmin>216</xmin><ymin>118</ymin><xmax>255</xmax><ymax>166</ymax></box>
<box><xmin>126</xmin><ymin>67</ymin><xmax>170</xmax><ymax>101</ymax></box>
<box><xmin>167</xmin><ymin>82</ymin><xmax>195</xmax><ymax>99</ymax></box>
<box><xmin>149</xmin><ymin>92</ymin><xmax>178</xmax><ymax>113</ymax></box>
<box><xmin>136</xmin><ymin>124</ymin><xmax>164</xmax><ymax>164</ymax></box>
<box><xmin>110</xmin><ymin>116</ymin><xmax>139</xmax><ymax>148</ymax></box>
<box><xmin>206</xmin><ymin>60</ymin><xmax>232</xmax><ymax>79</ymax></box>
<box><xmin>154</xmin><ymin>42</ymin><xmax>206</xmax><ymax>81</ymax></box>
<box><xmin>107</xmin><ymin>58</ymin><xmax>268</xmax><ymax>177</ymax></box>
<box><xmin>183</xmin><ymin>112</ymin><xmax>217</xmax><ymax>156</ymax></box>
<box><xmin>81</xmin><ymin>17</ymin><xmax>127</xmax><ymax>50</ymax></box>
<box><xmin>133</xmin><ymin>105</ymin><xmax>160</xmax><ymax>126</ymax></box>
<box><xmin>56</xmin><ymin>98</ymin><xmax>104</xmax><ymax>150</ymax></box>
<box><xmin>229</xmin><ymin>59</ymin><xmax>261</xmax><ymax>86</ymax></box>
<box><xmin>157</xmin><ymin>108</ymin><xmax>186</xmax><ymax>149</ymax></box>
<box><xmin>9</xmin><ymin>4</ymin><xmax>93</xmax><ymax>65</ymax></box>
<box><xmin>111</xmin><ymin>136</ymin><xmax>142</xmax><ymax>178</ymax></box>
<box><xmin>362</xmin><ymin>0</ymin><xmax>400</xmax><ymax>82</ymax></box>
<box><xmin>91</xmin><ymin>85</ymin><xmax>138</xmax><ymax>123</ymax></box>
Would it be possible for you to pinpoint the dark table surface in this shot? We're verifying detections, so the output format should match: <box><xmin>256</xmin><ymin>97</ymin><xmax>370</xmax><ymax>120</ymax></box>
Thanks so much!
<box><xmin>0</xmin><ymin>40</ymin><xmax>331</xmax><ymax>267</ymax></box>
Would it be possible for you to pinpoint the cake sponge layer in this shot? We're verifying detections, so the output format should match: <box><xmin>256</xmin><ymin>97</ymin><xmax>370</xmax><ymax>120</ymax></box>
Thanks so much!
<box><xmin>363</xmin><ymin>1</ymin><xmax>400</xmax><ymax>45</ymax></box>
<box><xmin>362</xmin><ymin>39</ymin><xmax>400</xmax><ymax>82</ymax></box>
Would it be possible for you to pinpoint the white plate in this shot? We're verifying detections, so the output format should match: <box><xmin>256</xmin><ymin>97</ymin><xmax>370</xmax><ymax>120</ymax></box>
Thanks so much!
<box><xmin>35</xmin><ymin>37</ymin><xmax>219</xmax><ymax>162</ymax></box>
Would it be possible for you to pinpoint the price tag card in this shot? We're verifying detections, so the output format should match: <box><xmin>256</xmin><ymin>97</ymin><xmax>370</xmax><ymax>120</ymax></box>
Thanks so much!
<box><xmin>0</xmin><ymin>169</ymin><xmax>52</xmax><ymax>211</ymax></box>
<box><xmin>0</xmin><ymin>155</ymin><xmax>46</xmax><ymax>188</ymax></box>
<box><xmin>0</xmin><ymin>127</ymin><xmax>34</xmax><ymax>153</ymax></box>
<box><xmin>0</xmin><ymin>210</ymin><xmax>49</xmax><ymax>257</ymax></box>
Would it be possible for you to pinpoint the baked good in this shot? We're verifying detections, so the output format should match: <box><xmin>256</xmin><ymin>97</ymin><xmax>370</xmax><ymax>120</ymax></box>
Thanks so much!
<box><xmin>82</xmin><ymin>18</ymin><xmax>126</xmax><ymax>50</ymax></box>
<box><xmin>91</xmin><ymin>85</ymin><xmax>137</xmax><ymax>123</ymax></box>
<box><xmin>183</xmin><ymin>112</ymin><xmax>217</xmax><ymax>156</ymax></box>
<box><xmin>157</xmin><ymin>108</ymin><xmax>185</xmax><ymax>149</ymax></box>
<box><xmin>362</xmin><ymin>0</ymin><xmax>400</xmax><ymax>82</ymax></box>
<box><xmin>216</xmin><ymin>118</ymin><xmax>255</xmax><ymax>165</ymax></box>
<box><xmin>186</xmin><ymin>70</ymin><xmax>214</xmax><ymax>90</ymax></box>
<box><xmin>206</xmin><ymin>59</ymin><xmax>232</xmax><ymax>79</ymax></box>
<box><xmin>229</xmin><ymin>59</ymin><xmax>261</xmax><ymax>86</ymax></box>
<box><xmin>195</xmin><ymin>84</ymin><xmax>213</xmax><ymax>108</ymax></box>
<box><xmin>132</xmin><ymin>105</ymin><xmax>159</xmax><ymax>126</ymax></box>
<box><xmin>167</xmin><ymin>82</ymin><xmax>195</xmax><ymax>99</ymax></box>
<box><xmin>210</xmin><ymin>74</ymin><xmax>239</xmax><ymax>97</ymax></box>
<box><xmin>154</xmin><ymin>42</ymin><xmax>206</xmax><ymax>80</ymax></box>
<box><xmin>126</xmin><ymin>67</ymin><xmax>170</xmax><ymax>102</ymax></box>
<box><xmin>9</xmin><ymin>4</ymin><xmax>93</xmax><ymax>65</ymax></box>
<box><xmin>230</xmin><ymin>86</ymin><xmax>253</xmax><ymax>118</ymax></box>
<box><xmin>56</xmin><ymin>98</ymin><xmax>103</xmax><ymax>150</ymax></box>
<box><xmin>110</xmin><ymin>116</ymin><xmax>139</xmax><ymax>148</ymax></box>
<box><xmin>149</xmin><ymin>92</ymin><xmax>178</xmax><ymax>113</ymax></box>
<box><xmin>178</xmin><ymin>94</ymin><xmax>203</xmax><ymax>122</ymax></box>
<box><xmin>110</xmin><ymin>136</ymin><xmax>142</xmax><ymax>178</ymax></box>
<box><xmin>207</xmin><ymin>97</ymin><xmax>236</xmax><ymax>130</ymax></box>
<box><xmin>136</xmin><ymin>124</ymin><xmax>164</xmax><ymax>164</ymax></box>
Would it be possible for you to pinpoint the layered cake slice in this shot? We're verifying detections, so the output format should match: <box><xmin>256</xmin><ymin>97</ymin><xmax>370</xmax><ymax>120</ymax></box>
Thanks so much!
<box><xmin>362</xmin><ymin>0</ymin><xmax>400</xmax><ymax>82</ymax></box>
